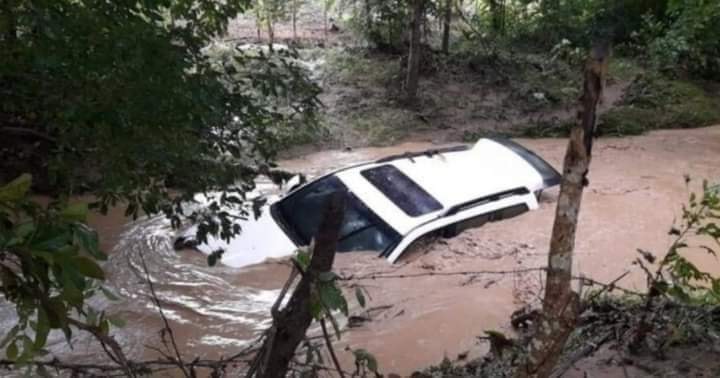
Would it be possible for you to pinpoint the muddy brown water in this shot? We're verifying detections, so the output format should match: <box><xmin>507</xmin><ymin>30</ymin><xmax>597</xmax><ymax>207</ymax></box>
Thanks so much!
<box><xmin>1</xmin><ymin>126</ymin><xmax>719</xmax><ymax>376</ymax></box>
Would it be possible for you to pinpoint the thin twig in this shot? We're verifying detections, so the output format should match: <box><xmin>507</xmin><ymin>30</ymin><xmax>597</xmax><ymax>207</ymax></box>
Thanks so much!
<box><xmin>66</xmin><ymin>318</ymin><xmax>135</xmax><ymax>377</ymax></box>
<box><xmin>320</xmin><ymin>318</ymin><xmax>346</xmax><ymax>378</ymax></box>
<box><xmin>137</xmin><ymin>251</ymin><xmax>192</xmax><ymax>378</ymax></box>
<box><xmin>584</xmin><ymin>270</ymin><xmax>633</xmax><ymax>303</ymax></box>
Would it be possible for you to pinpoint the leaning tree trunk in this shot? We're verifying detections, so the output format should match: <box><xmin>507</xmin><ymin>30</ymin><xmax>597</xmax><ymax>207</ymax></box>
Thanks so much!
<box><xmin>441</xmin><ymin>0</ymin><xmax>452</xmax><ymax>54</ymax></box>
<box><xmin>249</xmin><ymin>191</ymin><xmax>346</xmax><ymax>378</ymax></box>
<box><xmin>517</xmin><ymin>43</ymin><xmax>609</xmax><ymax>378</ymax></box>
<box><xmin>405</xmin><ymin>0</ymin><xmax>424</xmax><ymax>102</ymax></box>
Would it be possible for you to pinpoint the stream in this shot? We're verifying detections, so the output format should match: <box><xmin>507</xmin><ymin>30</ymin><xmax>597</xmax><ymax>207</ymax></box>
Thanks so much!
<box><xmin>1</xmin><ymin>126</ymin><xmax>720</xmax><ymax>376</ymax></box>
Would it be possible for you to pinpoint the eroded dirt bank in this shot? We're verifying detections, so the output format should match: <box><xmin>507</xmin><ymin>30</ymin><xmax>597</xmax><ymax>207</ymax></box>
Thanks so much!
<box><xmin>4</xmin><ymin>126</ymin><xmax>716</xmax><ymax>377</ymax></box>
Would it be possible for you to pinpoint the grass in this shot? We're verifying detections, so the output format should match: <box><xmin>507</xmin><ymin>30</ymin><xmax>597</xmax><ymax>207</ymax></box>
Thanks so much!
<box><xmin>608</xmin><ymin>58</ymin><xmax>644</xmax><ymax>82</ymax></box>
<box><xmin>600</xmin><ymin>73</ymin><xmax>720</xmax><ymax>135</ymax></box>
<box><xmin>321</xmin><ymin>47</ymin><xmax>398</xmax><ymax>86</ymax></box>
<box><xmin>519</xmin><ymin>72</ymin><xmax>720</xmax><ymax>138</ymax></box>
<box><xmin>348</xmin><ymin>107</ymin><xmax>426</xmax><ymax>146</ymax></box>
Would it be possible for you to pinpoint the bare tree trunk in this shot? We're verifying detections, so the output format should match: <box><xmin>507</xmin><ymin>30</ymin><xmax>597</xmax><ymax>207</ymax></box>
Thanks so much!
<box><xmin>254</xmin><ymin>6</ymin><xmax>262</xmax><ymax>41</ymax></box>
<box><xmin>489</xmin><ymin>0</ymin><xmax>506</xmax><ymax>35</ymax></box>
<box><xmin>365</xmin><ymin>0</ymin><xmax>372</xmax><ymax>30</ymax></box>
<box><xmin>441</xmin><ymin>0</ymin><xmax>452</xmax><ymax>54</ymax></box>
<box><xmin>323</xmin><ymin>2</ymin><xmax>328</xmax><ymax>42</ymax></box>
<box><xmin>405</xmin><ymin>0</ymin><xmax>424</xmax><ymax>102</ymax></box>
<box><xmin>292</xmin><ymin>0</ymin><xmax>297</xmax><ymax>41</ymax></box>
<box><xmin>266</xmin><ymin>17</ymin><xmax>275</xmax><ymax>49</ymax></box>
<box><xmin>251</xmin><ymin>191</ymin><xmax>346</xmax><ymax>378</ymax></box>
<box><xmin>516</xmin><ymin>43</ymin><xmax>609</xmax><ymax>378</ymax></box>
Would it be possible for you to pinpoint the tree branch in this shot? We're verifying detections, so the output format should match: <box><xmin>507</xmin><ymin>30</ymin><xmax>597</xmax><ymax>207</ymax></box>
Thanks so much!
<box><xmin>0</xmin><ymin>126</ymin><xmax>56</xmax><ymax>143</ymax></box>
<box><xmin>320</xmin><ymin>318</ymin><xmax>346</xmax><ymax>378</ymax></box>
<box><xmin>137</xmin><ymin>251</ymin><xmax>192</xmax><ymax>378</ymax></box>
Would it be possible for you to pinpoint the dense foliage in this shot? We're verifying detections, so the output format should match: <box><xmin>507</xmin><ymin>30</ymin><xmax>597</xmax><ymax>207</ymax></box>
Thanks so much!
<box><xmin>0</xmin><ymin>174</ymin><xmax>116</xmax><ymax>362</ymax></box>
<box><xmin>1</xmin><ymin>0</ymin><xmax>320</xmax><ymax>237</ymax></box>
<box><xmin>1</xmin><ymin>0</ymin><xmax>320</xmax><ymax>363</ymax></box>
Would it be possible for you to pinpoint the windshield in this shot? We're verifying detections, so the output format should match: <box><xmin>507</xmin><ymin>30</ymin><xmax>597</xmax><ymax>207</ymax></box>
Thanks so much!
<box><xmin>273</xmin><ymin>176</ymin><xmax>401</xmax><ymax>253</ymax></box>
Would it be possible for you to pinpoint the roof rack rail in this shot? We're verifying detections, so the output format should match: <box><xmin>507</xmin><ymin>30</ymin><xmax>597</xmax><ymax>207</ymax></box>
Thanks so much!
<box><xmin>444</xmin><ymin>187</ymin><xmax>530</xmax><ymax>216</ymax></box>
<box><xmin>375</xmin><ymin>144</ymin><xmax>469</xmax><ymax>164</ymax></box>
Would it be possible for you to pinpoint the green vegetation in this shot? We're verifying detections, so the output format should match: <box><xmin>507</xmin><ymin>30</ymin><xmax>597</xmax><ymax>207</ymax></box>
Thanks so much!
<box><xmin>318</xmin><ymin>0</ymin><xmax>720</xmax><ymax>144</ymax></box>
<box><xmin>607</xmin><ymin>74</ymin><xmax>720</xmax><ymax>132</ymax></box>
<box><xmin>0</xmin><ymin>175</ymin><xmax>116</xmax><ymax>362</ymax></box>
<box><xmin>1</xmin><ymin>0</ymin><xmax>320</xmax><ymax>365</ymax></box>
<box><xmin>524</xmin><ymin>73</ymin><xmax>720</xmax><ymax>137</ymax></box>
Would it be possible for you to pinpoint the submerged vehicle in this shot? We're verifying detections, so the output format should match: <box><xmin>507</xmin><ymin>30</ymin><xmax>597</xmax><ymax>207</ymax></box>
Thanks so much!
<box><xmin>183</xmin><ymin>138</ymin><xmax>561</xmax><ymax>267</ymax></box>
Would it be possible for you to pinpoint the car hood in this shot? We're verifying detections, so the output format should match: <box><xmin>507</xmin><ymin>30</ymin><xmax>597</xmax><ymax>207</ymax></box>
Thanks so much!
<box><xmin>184</xmin><ymin>206</ymin><xmax>297</xmax><ymax>268</ymax></box>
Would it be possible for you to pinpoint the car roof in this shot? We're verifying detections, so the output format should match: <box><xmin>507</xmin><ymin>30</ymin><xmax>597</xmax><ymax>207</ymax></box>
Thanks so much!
<box><xmin>335</xmin><ymin>138</ymin><xmax>546</xmax><ymax>235</ymax></box>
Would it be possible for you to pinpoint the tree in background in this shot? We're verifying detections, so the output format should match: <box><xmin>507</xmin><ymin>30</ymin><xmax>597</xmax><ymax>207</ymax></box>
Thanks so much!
<box><xmin>487</xmin><ymin>0</ymin><xmax>506</xmax><ymax>35</ymax></box>
<box><xmin>645</xmin><ymin>0</ymin><xmax>720</xmax><ymax>80</ymax></box>
<box><xmin>324</xmin><ymin>0</ymin><xmax>336</xmax><ymax>41</ymax></box>
<box><xmin>292</xmin><ymin>0</ymin><xmax>298</xmax><ymax>40</ymax></box>
<box><xmin>253</xmin><ymin>0</ymin><xmax>290</xmax><ymax>45</ymax></box>
<box><xmin>406</xmin><ymin>0</ymin><xmax>426</xmax><ymax>101</ymax></box>
<box><xmin>441</xmin><ymin>0</ymin><xmax>453</xmax><ymax>53</ymax></box>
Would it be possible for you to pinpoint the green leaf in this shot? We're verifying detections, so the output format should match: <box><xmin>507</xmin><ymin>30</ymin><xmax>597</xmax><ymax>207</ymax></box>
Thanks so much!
<box><xmin>309</xmin><ymin>290</ymin><xmax>323</xmax><ymax>319</ymax></box>
<box><xmin>353</xmin><ymin>348</ymin><xmax>379</xmax><ymax>373</ymax></box>
<box><xmin>318</xmin><ymin>271</ymin><xmax>337</xmax><ymax>282</ymax></box>
<box><xmin>327</xmin><ymin>311</ymin><xmax>342</xmax><ymax>340</ymax></box>
<box><xmin>100</xmin><ymin>286</ymin><xmax>120</xmax><ymax>301</ymax></box>
<box><xmin>45</xmin><ymin>297</ymin><xmax>68</xmax><ymax>329</ymax></box>
<box><xmin>207</xmin><ymin>249</ymin><xmax>224</xmax><ymax>267</ymax></box>
<box><xmin>100</xmin><ymin>320</ymin><xmax>110</xmax><ymax>336</ymax></box>
<box><xmin>108</xmin><ymin>316</ymin><xmax>126</xmax><ymax>328</ymax></box>
<box><xmin>295</xmin><ymin>248</ymin><xmax>311</xmax><ymax>271</ymax></box>
<box><xmin>34</xmin><ymin>308</ymin><xmax>50</xmax><ymax>350</ymax></box>
<box><xmin>366</xmin><ymin>353</ymin><xmax>379</xmax><ymax>373</ymax></box>
<box><xmin>61</xmin><ymin>203</ymin><xmax>88</xmax><ymax>222</ymax></box>
<box><xmin>16</xmin><ymin>222</ymin><xmax>36</xmax><ymax>240</ymax></box>
<box><xmin>0</xmin><ymin>326</ymin><xmax>19</xmax><ymax>349</ymax></box>
<box><xmin>319</xmin><ymin>282</ymin><xmax>348</xmax><ymax>316</ymax></box>
<box><xmin>0</xmin><ymin>174</ymin><xmax>32</xmax><ymax>202</ymax></box>
<box><xmin>86</xmin><ymin>307</ymin><xmax>98</xmax><ymax>326</ymax></box>
<box><xmin>355</xmin><ymin>286</ymin><xmax>366</xmax><ymax>308</ymax></box>
<box><xmin>19</xmin><ymin>336</ymin><xmax>33</xmax><ymax>363</ymax></box>
<box><xmin>61</xmin><ymin>275</ymin><xmax>83</xmax><ymax>306</ymax></box>
<box><xmin>6</xmin><ymin>340</ymin><xmax>18</xmax><ymax>360</ymax></box>
<box><xmin>668</xmin><ymin>285</ymin><xmax>691</xmax><ymax>302</ymax></box>
<box><xmin>74</xmin><ymin>224</ymin><xmax>106</xmax><ymax>260</ymax></box>
<box><xmin>70</xmin><ymin>256</ymin><xmax>105</xmax><ymax>280</ymax></box>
